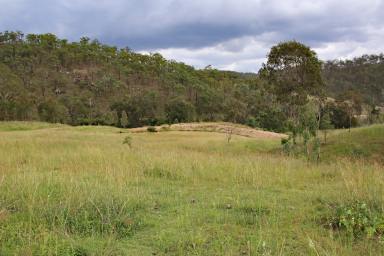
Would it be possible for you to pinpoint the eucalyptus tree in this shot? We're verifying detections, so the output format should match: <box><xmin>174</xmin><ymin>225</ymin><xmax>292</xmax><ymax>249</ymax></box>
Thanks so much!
<box><xmin>261</xmin><ymin>41</ymin><xmax>324</xmax><ymax>143</ymax></box>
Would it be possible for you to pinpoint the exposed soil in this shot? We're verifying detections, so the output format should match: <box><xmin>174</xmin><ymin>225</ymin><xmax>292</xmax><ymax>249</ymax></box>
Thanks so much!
<box><xmin>128</xmin><ymin>122</ymin><xmax>287</xmax><ymax>139</ymax></box>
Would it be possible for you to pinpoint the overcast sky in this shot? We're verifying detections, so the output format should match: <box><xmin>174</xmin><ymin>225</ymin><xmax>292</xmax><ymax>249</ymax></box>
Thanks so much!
<box><xmin>1</xmin><ymin>0</ymin><xmax>383</xmax><ymax>72</ymax></box>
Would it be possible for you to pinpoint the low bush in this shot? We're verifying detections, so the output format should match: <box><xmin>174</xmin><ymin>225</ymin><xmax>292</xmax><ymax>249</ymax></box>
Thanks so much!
<box><xmin>147</xmin><ymin>126</ymin><xmax>157</xmax><ymax>132</ymax></box>
<box><xmin>326</xmin><ymin>201</ymin><xmax>384</xmax><ymax>238</ymax></box>
<box><xmin>122</xmin><ymin>136</ymin><xmax>132</xmax><ymax>148</ymax></box>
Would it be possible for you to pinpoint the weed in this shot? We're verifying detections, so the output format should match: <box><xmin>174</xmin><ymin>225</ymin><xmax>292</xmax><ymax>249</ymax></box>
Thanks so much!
<box><xmin>143</xmin><ymin>166</ymin><xmax>180</xmax><ymax>180</ymax></box>
<box><xmin>122</xmin><ymin>135</ymin><xmax>132</xmax><ymax>148</ymax></box>
<box><xmin>326</xmin><ymin>201</ymin><xmax>384</xmax><ymax>238</ymax></box>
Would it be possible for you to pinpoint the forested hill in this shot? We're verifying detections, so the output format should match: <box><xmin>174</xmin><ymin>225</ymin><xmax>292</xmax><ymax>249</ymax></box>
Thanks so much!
<box><xmin>0</xmin><ymin>31</ymin><xmax>274</xmax><ymax>128</ymax></box>
<box><xmin>0</xmin><ymin>31</ymin><xmax>383</xmax><ymax>130</ymax></box>
<box><xmin>323</xmin><ymin>54</ymin><xmax>384</xmax><ymax>105</ymax></box>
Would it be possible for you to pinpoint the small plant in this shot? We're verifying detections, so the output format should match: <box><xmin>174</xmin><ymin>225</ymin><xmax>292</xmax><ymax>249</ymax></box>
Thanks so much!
<box><xmin>326</xmin><ymin>201</ymin><xmax>384</xmax><ymax>238</ymax></box>
<box><xmin>226</xmin><ymin>128</ymin><xmax>234</xmax><ymax>143</ymax></box>
<box><xmin>122</xmin><ymin>136</ymin><xmax>132</xmax><ymax>148</ymax></box>
<box><xmin>143</xmin><ymin>166</ymin><xmax>179</xmax><ymax>180</ymax></box>
<box><xmin>311</xmin><ymin>137</ymin><xmax>321</xmax><ymax>163</ymax></box>
<box><xmin>281</xmin><ymin>136</ymin><xmax>293</xmax><ymax>155</ymax></box>
<box><xmin>147</xmin><ymin>126</ymin><xmax>157</xmax><ymax>133</ymax></box>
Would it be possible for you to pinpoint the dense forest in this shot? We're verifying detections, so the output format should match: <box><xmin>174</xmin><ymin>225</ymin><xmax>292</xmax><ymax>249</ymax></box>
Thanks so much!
<box><xmin>0</xmin><ymin>31</ymin><xmax>383</xmax><ymax>131</ymax></box>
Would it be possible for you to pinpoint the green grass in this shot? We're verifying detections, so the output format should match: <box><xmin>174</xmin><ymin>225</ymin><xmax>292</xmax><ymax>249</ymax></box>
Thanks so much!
<box><xmin>0</xmin><ymin>122</ymin><xmax>383</xmax><ymax>255</ymax></box>
<box><xmin>0</xmin><ymin>121</ymin><xmax>64</xmax><ymax>131</ymax></box>
<box><xmin>322</xmin><ymin>124</ymin><xmax>384</xmax><ymax>163</ymax></box>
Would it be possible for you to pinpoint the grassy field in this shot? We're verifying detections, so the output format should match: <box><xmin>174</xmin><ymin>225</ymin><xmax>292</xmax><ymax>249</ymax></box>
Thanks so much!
<box><xmin>322</xmin><ymin>124</ymin><xmax>384</xmax><ymax>163</ymax></box>
<box><xmin>0</xmin><ymin>122</ymin><xmax>383</xmax><ymax>255</ymax></box>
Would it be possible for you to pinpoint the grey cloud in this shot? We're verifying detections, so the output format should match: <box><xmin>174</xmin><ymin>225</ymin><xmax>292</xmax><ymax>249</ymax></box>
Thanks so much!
<box><xmin>0</xmin><ymin>0</ymin><xmax>383</xmax><ymax>71</ymax></box>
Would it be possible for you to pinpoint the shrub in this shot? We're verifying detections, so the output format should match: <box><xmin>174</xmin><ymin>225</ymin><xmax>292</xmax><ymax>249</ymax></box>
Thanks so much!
<box><xmin>165</xmin><ymin>98</ymin><xmax>195</xmax><ymax>124</ymax></box>
<box><xmin>326</xmin><ymin>201</ymin><xmax>384</xmax><ymax>238</ymax></box>
<box><xmin>329</xmin><ymin>103</ymin><xmax>359</xmax><ymax>129</ymax></box>
<box><xmin>147</xmin><ymin>126</ymin><xmax>157</xmax><ymax>132</ymax></box>
<box><xmin>147</xmin><ymin>118</ymin><xmax>166</xmax><ymax>126</ymax></box>
<box><xmin>281</xmin><ymin>137</ymin><xmax>293</xmax><ymax>155</ymax></box>
<box><xmin>246</xmin><ymin>117</ymin><xmax>258</xmax><ymax>128</ymax></box>
<box><xmin>255</xmin><ymin>108</ymin><xmax>287</xmax><ymax>132</ymax></box>
<box><xmin>122</xmin><ymin>136</ymin><xmax>132</xmax><ymax>148</ymax></box>
<box><xmin>38</xmin><ymin>100</ymin><xmax>69</xmax><ymax>123</ymax></box>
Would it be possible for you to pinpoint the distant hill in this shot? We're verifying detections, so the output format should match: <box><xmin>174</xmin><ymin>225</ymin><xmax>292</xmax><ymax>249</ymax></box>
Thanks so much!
<box><xmin>0</xmin><ymin>31</ymin><xmax>269</xmax><ymax>129</ymax></box>
<box><xmin>0</xmin><ymin>31</ymin><xmax>383</xmax><ymax>131</ymax></box>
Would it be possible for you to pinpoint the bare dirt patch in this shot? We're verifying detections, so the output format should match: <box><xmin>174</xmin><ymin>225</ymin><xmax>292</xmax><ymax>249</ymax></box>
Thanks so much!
<box><xmin>128</xmin><ymin>122</ymin><xmax>287</xmax><ymax>139</ymax></box>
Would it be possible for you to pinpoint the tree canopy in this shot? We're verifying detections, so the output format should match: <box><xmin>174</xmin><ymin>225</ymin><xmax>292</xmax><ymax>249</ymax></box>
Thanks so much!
<box><xmin>262</xmin><ymin>40</ymin><xmax>324</xmax><ymax>106</ymax></box>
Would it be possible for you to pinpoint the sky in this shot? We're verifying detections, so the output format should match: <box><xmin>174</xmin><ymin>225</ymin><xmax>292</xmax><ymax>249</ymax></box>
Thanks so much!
<box><xmin>1</xmin><ymin>0</ymin><xmax>383</xmax><ymax>72</ymax></box>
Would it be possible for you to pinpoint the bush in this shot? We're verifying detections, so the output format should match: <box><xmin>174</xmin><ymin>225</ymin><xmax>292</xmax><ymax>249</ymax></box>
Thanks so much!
<box><xmin>147</xmin><ymin>126</ymin><xmax>157</xmax><ymax>132</ymax></box>
<box><xmin>38</xmin><ymin>100</ymin><xmax>69</xmax><ymax>123</ymax></box>
<box><xmin>122</xmin><ymin>136</ymin><xmax>132</xmax><ymax>148</ymax></box>
<box><xmin>255</xmin><ymin>108</ymin><xmax>287</xmax><ymax>132</ymax></box>
<box><xmin>281</xmin><ymin>137</ymin><xmax>293</xmax><ymax>155</ymax></box>
<box><xmin>246</xmin><ymin>117</ymin><xmax>258</xmax><ymax>128</ymax></box>
<box><xmin>165</xmin><ymin>98</ymin><xmax>195</xmax><ymax>124</ymax></box>
<box><xmin>329</xmin><ymin>103</ymin><xmax>359</xmax><ymax>129</ymax></box>
<box><xmin>326</xmin><ymin>201</ymin><xmax>384</xmax><ymax>238</ymax></box>
<box><xmin>147</xmin><ymin>118</ymin><xmax>166</xmax><ymax>126</ymax></box>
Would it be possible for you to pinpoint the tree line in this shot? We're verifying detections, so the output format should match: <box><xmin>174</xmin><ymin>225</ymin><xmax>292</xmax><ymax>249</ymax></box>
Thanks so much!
<box><xmin>0</xmin><ymin>31</ymin><xmax>383</xmax><ymax>132</ymax></box>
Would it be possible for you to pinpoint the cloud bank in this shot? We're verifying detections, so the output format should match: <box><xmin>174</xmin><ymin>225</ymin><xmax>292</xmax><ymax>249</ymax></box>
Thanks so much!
<box><xmin>1</xmin><ymin>0</ymin><xmax>383</xmax><ymax>71</ymax></box>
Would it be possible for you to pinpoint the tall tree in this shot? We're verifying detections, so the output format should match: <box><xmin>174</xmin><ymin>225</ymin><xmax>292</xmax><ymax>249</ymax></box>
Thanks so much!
<box><xmin>262</xmin><ymin>41</ymin><xmax>324</xmax><ymax>108</ymax></box>
<box><xmin>261</xmin><ymin>41</ymin><xmax>324</xmax><ymax>141</ymax></box>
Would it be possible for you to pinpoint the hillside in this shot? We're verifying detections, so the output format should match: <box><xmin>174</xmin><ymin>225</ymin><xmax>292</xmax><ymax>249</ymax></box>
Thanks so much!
<box><xmin>321</xmin><ymin>124</ymin><xmax>384</xmax><ymax>163</ymax></box>
<box><xmin>1</xmin><ymin>31</ymin><xmax>383</xmax><ymax>133</ymax></box>
<box><xmin>323</xmin><ymin>54</ymin><xmax>384</xmax><ymax>105</ymax></box>
<box><xmin>0</xmin><ymin>31</ymin><xmax>269</xmax><ymax>129</ymax></box>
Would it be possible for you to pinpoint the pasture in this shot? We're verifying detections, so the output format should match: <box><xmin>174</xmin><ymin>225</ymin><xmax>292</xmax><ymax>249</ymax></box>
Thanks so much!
<box><xmin>0</xmin><ymin>122</ymin><xmax>383</xmax><ymax>255</ymax></box>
